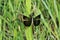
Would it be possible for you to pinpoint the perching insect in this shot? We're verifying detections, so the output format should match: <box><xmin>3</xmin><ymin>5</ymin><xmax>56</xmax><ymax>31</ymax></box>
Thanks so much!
<box><xmin>18</xmin><ymin>13</ymin><xmax>40</xmax><ymax>27</ymax></box>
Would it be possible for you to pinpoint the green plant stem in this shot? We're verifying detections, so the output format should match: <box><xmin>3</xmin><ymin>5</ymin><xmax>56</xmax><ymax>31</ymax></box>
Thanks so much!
<box><xmin>0</xmin><ymin>19</ymin><xmax>2</xmax><ymax>40</ymax></box>
<box><xmin>25</xmin><ymin>26</ymin><xmax>33</xmax><ymax>40</ymax></box>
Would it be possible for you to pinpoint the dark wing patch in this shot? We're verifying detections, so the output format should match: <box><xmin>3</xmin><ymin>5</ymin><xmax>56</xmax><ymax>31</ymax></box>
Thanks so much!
<box><xmin>33</xmin><ymin>15</ymin><xmax>40</xmax><ymax>26</ymax></box>
<box><xmin>23</xmin><ymin>15</ymin><xmax>31</xmax><ymax>26</ymax></box>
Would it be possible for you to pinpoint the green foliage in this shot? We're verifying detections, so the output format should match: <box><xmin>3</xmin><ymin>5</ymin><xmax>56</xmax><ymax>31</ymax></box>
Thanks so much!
<box><xmin>0</xmin><ymin>0</ymin><xmax>60</xmax><ymax>40</ymax></box>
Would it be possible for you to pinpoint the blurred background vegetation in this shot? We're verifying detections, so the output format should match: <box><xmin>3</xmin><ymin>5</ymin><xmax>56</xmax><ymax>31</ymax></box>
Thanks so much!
<box><xmin>0</xmin><ymin>0</ymin><xmax>60</xmax><ymax>40</ymax></box>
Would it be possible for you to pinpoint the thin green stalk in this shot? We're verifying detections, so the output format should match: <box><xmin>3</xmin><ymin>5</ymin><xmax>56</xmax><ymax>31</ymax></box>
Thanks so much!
<box><xmin>13</xmin><ymin>29</ymin><xmax>17</xmax><ymax>40</ymax></box>
<box><xmin>0</xmin><ymin>19</ymin><xmax>2</xmax><ymax>40</ymax></box>
<box><xmin>25</xmin><ymin>26</ymin><xmax>33</xmax><ymax>40</ymax></box>
<box><xmin>8</xmin><ymin>0</ymin><xmax>14</xmax><ymax>13</ymax></box>
<box><xmin>54</xmin><ymin>0</ymin><xmax>60</xmax><ymax>27</ymax></box>
<box><xmin>25</xmin><ymin>0</ymin><xmax>31</xmax><ymax>17</ymax></box>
